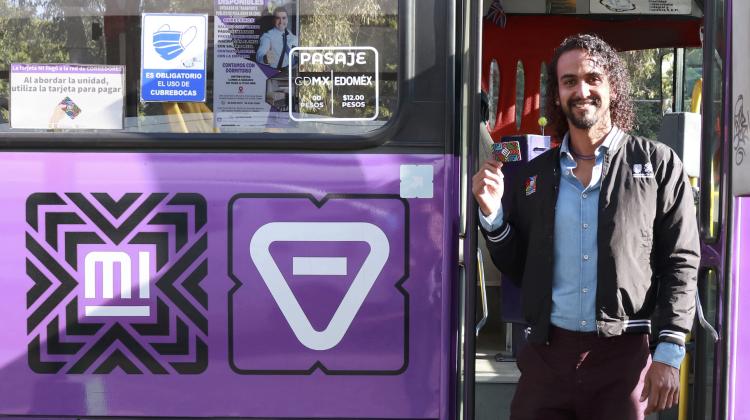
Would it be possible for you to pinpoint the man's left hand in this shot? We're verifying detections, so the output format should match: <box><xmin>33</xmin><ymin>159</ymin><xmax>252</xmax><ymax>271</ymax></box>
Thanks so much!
<box><xmin>640</xmin><ymin>361</ymin><xmax>680</xmax><ymax>415</ymax></box>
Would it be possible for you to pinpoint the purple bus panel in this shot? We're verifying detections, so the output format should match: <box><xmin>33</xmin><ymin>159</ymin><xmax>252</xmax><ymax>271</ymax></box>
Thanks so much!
<box><xmin>0</xmin><ymin>153</ymin><xmax>454</xmax><ymax>419</ymax></box>
<box><xmin>230</xmin><ymin>195</ymin><xmax>407</xmax><ymax>374</ymax></box>
<box><xmin>729</xmin><ymin>196</ymin><xmax>750</xmax><ymax>420</ymax></box>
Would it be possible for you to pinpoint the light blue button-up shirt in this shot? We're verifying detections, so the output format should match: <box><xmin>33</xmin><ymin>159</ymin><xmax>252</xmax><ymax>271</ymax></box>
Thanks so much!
<box><xmin>479</xmin><ymin>127</ymin><xmax>685</xmax><ymax>368</ymax></box>
<box><xmin>551</xmin><ymin>127</ymin><xmax>613</xmax><ymax>332</ymax></box>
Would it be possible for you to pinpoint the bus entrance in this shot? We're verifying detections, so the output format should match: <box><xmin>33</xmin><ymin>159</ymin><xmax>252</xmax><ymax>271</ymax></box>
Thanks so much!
<box><xmin>469</xmin><ymin>1</ymin><xmax>731</xmax><ymax>419</ymax></box>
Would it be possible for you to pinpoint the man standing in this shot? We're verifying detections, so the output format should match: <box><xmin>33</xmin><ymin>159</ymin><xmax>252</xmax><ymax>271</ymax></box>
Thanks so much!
<box><xmin>256</xmin><ymin>6</ymin><xmax>298</xmax><ymax>69</ymax></box>
<box><xmin>473</xmin><ymin>34</ymin><xmax>699</xmax><ymax>419</ymax></box>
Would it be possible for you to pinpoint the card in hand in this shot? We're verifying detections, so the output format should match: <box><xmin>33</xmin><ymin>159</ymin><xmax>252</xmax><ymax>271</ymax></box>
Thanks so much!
<box><xmin>492</xmin><ymin>141</ymin><xmax>522</xmax><ymax>163</ymax></box>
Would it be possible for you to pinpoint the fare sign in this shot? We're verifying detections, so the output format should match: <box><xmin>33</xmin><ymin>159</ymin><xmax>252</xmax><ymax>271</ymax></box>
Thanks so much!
<box><xmin>288</xmin><ymin>47</ymin><xmax>379</xmax><ymax>121</ymax></box>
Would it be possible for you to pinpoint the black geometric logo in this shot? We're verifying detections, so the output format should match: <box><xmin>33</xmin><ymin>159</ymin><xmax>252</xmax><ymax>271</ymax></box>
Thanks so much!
<box><xmin>25</xmin><ymin>193</ymin><xmax>208</xmax><ymax>374</ymax></box>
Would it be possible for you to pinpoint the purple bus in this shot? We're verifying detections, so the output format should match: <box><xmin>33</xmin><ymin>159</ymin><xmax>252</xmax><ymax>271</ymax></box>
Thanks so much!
<box><xmin>0</xmin><ymin>1</ymin><xmax>745</xmax><ymax>420</ymax></box>
<box><xmin>0</xmin><ymin>1</ymin><xmax>458</xmax><ymax>418</ymax></box>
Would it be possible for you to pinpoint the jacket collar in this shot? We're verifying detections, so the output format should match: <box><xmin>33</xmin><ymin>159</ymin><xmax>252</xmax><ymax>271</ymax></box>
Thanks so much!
<box><xmin>560</xmin><ymin>125</ymin><xmax>625</xmax><ymax>160</ymax></box>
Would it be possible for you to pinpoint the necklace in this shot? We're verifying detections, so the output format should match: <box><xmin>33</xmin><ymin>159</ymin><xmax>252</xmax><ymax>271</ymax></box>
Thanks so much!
<box><xmin>570</xmin><ymin>148</ymin><xmax>596</xmax><ymax>161</ymax></box>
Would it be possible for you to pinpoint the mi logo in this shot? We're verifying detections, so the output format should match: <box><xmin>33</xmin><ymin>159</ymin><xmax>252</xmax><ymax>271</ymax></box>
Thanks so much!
<box><xmin>83</xmin><ymin>251</ymin><xmax>152</xmax><ymax>317</ymax></box>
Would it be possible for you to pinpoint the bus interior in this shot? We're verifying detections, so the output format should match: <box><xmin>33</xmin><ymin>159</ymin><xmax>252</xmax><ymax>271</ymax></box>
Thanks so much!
<box><xmin>472</xmin><ymin>1</ymin><xmax>725</xmax><ymax>420</ymax></box>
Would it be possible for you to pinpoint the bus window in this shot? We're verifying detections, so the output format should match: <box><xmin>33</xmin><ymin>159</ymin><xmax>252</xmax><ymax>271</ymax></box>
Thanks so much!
<box><xmin>661</xmin><ymin>50</ymin><xmax>674</xmax><ymax>114</ymax></box>
<box><xmin>620</xmin><ymin>48</ymin><xmax>678</xmax><ymax>140</ymax></box>
<box><xmin>539</xmin><ymin>61</ymin><xmax>547</xmax><ymax>123</ymax></box>
<box><xmin>0</xmin><ymin>0</ymin><xmax>398</xmax><ymax>137</ymax></box>
<box><xmin>683</xmin><ymin>48</ymin><xmax>703</xmax><ymax>112</ymax></box>
<box><xmin>700</xmin><ymin>0</ymin><xmax>726</xmax><ymax>242</ymax></box>
<box><xmin>488</xmin><ymin>59</ymin><xmax>499</xmax><ymax>130</ymax></box>
<box><xmin>514</xmin><ymin>60</ymin><xmax>524</xmax><ymax>131</ymax></box>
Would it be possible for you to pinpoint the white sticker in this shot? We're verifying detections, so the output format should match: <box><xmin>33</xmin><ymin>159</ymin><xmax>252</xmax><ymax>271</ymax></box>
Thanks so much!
<box><xmin>141</xmin><ymin>13</ymin><xmax>208</xmax><ymax>102</ymax></box>
<box><xmin>10</xmin><ymin>64</ymin><xmax>124</xmax><ymax>130</ymax></box>
<box><xmin>400</xmin><ymin>164</ymin><xmax>434</xmax><ymax>199</ymax></box>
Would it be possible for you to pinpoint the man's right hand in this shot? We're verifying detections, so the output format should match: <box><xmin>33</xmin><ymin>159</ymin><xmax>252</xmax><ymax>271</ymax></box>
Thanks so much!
<box><xmin>471</xmin><ymin>160</ymin><xmax>505</xmax><ymax>217</ymax></box>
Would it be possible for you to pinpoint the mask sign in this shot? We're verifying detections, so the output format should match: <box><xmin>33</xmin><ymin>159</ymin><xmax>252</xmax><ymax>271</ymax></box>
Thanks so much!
<box><xmin>140</xmin><ymin>13</ymin><xmax>208</xmax><ymax>102</ymax></box>
<box><xmin>288</xmin><ymin>47</ymin><xmax>379</xmax><ymax>122</ymax></box>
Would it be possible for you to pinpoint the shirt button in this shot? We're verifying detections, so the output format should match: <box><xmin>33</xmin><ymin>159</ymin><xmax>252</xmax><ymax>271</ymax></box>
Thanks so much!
<box><xmin>580</xmin><ymin>320</ymin><xmax>588</xmax><ymax>326</ymax></box>
<box><xmin>582</xmin><ymin>288</ymin><xmax>589</xmax><ymax>293</ymax></box>
<box><xmin>582</xmin><ymin>193</ymin><xmax>588</xmax><ymax>198</ymax></box>
<box><xmin>583</xmin><ymin>223</ymin><xmax>589</xmax><ymax>229</ymax></box>
<box><xmin>583</xmin><ymin>254</ymin><xmax>590</xmax><ymax>260</ymax></box>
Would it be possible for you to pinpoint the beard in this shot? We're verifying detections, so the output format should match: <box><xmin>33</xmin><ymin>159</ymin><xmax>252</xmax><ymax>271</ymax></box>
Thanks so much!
<box><xmin>563</xmin><ymin>97</ymin><xmax>604</xmax><ymax>129</ymax></box>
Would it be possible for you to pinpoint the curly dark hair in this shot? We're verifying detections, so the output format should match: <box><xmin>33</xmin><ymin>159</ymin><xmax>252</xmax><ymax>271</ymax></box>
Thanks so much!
<box><xmin>544</xmin><ymin>34</ymin><xmax>635</xmax><ymax>139</ymax></box>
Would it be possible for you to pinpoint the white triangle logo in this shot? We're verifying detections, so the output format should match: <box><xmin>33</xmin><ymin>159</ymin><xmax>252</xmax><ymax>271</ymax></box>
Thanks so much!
<box><xmin>249</xmin><ymin>222</ymin><xmax>389</xmax><ymax>351</ymax></box>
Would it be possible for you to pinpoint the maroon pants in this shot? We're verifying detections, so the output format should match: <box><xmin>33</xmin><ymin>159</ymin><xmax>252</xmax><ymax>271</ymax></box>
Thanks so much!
<box><xmin>510</xmin><ymin>327</ymin><xmax>651</xmax><ymax>420</ymax></box>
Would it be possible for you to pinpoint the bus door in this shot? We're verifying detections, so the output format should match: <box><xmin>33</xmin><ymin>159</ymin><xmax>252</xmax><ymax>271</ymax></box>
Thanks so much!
<box><xmin>468</xmin><ymin>2</ymin><xmax>733</xmax><ymax>419</ymax></box>
<box><xmin>0</xmin><ymin>2</ymin><xmax>469</xmax><ymax>420</ymax></box>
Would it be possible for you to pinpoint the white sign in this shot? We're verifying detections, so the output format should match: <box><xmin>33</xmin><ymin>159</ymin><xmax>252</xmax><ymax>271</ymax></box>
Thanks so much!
<box><xmin>9</xmin><ymin>64</ymin><xmax>124</xmax><ymax>130</ymax></box>
<box><xmin>591</xmin><ymin>0</ymin><xmax>691</xmax><ymax>14</ymax></box>
<box><xmin>141</xmin><ymin>13</ymin><xmax>208</xmax><ymax>102</ymax></box>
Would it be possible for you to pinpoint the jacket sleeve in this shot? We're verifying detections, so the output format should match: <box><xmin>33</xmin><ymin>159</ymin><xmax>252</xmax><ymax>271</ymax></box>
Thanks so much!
<box><xmin>479</xmin><ymin>173</ymin><xmax>527</xmax><ymax>284</ymax></box>
<box><xmin>653</xmin><ymin>148</ymin><xmax>701</xmax><ymax>346</ymax></box>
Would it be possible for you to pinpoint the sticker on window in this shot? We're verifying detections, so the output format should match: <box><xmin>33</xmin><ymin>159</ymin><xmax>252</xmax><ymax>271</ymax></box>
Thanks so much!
<box><xmin>9</xmin><ymin>64</ymin><xmax>124</xmax><ymax>130</ymax></box>
<box><xmin>289</xmin><ymin>47</ymin><xmax>379</xmax><ymax>121</ymax></box>
<box><xmin>140</xmin><ymin>13</ymin><xmax>208</xmax><ymax>102</ymax></box>
<box><xmin>213</xmin><ymin>1</ymin><xmax>300</xmax><ymax>131</ymax></box>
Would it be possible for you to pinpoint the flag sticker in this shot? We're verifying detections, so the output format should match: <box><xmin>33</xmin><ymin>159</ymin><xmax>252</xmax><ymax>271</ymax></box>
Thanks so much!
<box><xmin>525</xmin><ymin>175</ymin><xmax>537</xmax><ymax>196</ymax></box>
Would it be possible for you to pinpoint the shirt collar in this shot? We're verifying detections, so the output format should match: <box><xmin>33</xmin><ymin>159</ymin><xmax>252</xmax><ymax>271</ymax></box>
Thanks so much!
<box><xmin>560</xmin><ymin>125</ymin><xmax>622</xmax><ymax>160</ymax></box>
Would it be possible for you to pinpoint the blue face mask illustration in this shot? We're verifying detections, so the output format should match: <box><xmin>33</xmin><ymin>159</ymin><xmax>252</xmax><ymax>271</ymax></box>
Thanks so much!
<box><xmin>152</xmin><ymin>25</ymin><xmax>197</xmax><ymax>61</ymax></box>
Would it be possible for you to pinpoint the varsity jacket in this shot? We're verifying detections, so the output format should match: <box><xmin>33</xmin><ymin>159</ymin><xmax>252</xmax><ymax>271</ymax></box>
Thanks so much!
<box><xmin>482</xmin><ymin>133</ymin><xmax>700</xmax><ymax>346</ymax></box>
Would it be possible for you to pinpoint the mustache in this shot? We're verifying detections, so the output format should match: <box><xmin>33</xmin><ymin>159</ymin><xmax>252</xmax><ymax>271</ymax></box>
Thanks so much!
<box><xmin>568</xmin><ymin>97</ymin><xmax>602</xmax><ymax>107</ymax></box>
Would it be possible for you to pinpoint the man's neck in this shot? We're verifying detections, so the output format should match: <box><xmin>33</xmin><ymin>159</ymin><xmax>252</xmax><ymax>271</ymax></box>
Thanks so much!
<box><xmin>568</xmin><ymin>120</ymin><xmax>613</xmax><ymax>156</ymax></box>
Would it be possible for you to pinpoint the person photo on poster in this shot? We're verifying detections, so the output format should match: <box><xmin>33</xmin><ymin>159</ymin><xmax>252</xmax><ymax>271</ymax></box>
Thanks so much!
<box><xmin>256</xmin><ymin>6</ymin><xmax>298</xmax><ymax>70</ymax></box>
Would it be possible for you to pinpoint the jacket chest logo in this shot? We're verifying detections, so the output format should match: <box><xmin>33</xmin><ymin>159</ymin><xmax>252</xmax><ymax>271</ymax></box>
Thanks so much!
<box><xmin>632</xmin><ymin>163</ymin><xmax>654</xmax><ymax>178</ymax></box>
<box><xmin>525</xmin><ymin>175</ymin><xmax>538</xmax><ymax>196</ymax></box>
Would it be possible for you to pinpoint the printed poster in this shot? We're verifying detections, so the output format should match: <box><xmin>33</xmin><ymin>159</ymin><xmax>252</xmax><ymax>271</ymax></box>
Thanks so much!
<box><xmin>9</xmin><ymin>64</ymin><xmax>124</xmax><ymax>130</ymax></box>
<box><xmin>213</xmin><ymin>0</ymin><xmax>298</xmax><ymax>131</ymax></box>
<box><xmin>141</xmin><ymin>13</ymin><xmax>208</xmax><ymax>102</ymax></box>
<box><xmin>591</xmin><ymin>0</ymin><xmax>691</xmax><ymax>14</ymax></box>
